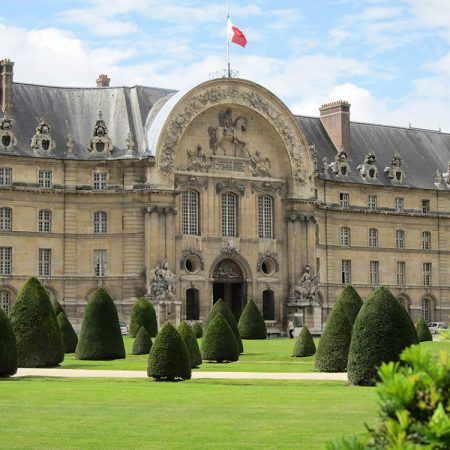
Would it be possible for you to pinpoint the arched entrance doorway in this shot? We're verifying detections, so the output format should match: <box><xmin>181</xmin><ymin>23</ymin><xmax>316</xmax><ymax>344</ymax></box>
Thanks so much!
<box><xmin>212</xmin><ymin>259</ymin><xmax>246</xmax><ymax>320</ymax></box>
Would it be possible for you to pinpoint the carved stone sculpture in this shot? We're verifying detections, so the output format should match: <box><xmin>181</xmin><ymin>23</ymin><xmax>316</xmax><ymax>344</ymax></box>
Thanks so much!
<box><xmin>0</xmin><ymin>117</ymin><xmax>17</xmax><ymax>151</ymax></box>
<box><xmin>308</xmin><ymin>144</ymin><xmax>318</xmax><ymax>173</ymax></box>
<box><xmin>221</xmin><ymin>240</ymin><xmax>240</xmax><ymax>256</ymax></box>
<box><xmin>66</xmin><ymin>133</ymin><xmax>74</xmax><ymax>156</ymax></box>
<box><xmin>442</xmin><ymin>161</ymin><xmax>450</xmax><ymax>187</ymax></box>
<box><xmin>249</xmin><ymin>150</ymin><xmax>271</xmax><ymax>177</ymax></box>
<box><xmin>385</xmin><ymin>153</ymin><xmax>404</xmax><ymax>184</ymax></box>
<box><xmin>330</xmin><ymin>150</ymin><xmax>350</xmax><ymax>179</ymax></box>
<box><xmin>185</xmin><ymin>145</ymin><xmax>211</xmax><ymax>172</ymax></box>
<box><xmin>293</xmin><ymin>265</ymin><xmax>320</xmax><ymax>304</ymax></box>
<box><xmin>126</xmin><ymin>131</ymin><xmax>135</xmax><ymax>154</ymax></box>
<box><xmin>87</xmin><ymin>111</ymin><xmax>113</xmax><ymax>157</ymax></box>
<box><xmin>357</xmin><ymin>151</ymin><xmax>379</xmax><ymax>181</ymax></box>
<box><xmin>147</xmin><ymin>259</ymin><xmax>177</xmax><ymax>300</ymax></box>
<box><xmin>31</xmin><ymin>119</ymin><xmax>56</xmax><ymax>155</ymax></box>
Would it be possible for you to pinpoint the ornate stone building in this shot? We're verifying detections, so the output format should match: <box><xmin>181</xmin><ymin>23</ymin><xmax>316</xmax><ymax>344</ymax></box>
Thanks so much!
<box><xmin>0</xmin><ymin>58</ymin><xmax>449</xmax><ymax>333</ymax></box>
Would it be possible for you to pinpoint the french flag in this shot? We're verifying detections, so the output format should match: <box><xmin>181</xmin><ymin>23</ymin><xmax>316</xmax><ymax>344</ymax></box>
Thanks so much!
<box><xmin>227</xmin><ymin>17</ymin><xmax>247</xmax><ymax>48</ymax></box>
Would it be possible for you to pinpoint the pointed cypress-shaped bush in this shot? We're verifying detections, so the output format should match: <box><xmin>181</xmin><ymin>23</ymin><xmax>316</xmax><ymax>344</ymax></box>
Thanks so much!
<box><xmin>238</xmin><ymin>299</ymin><xmax>267</xmax><ymax>339</ymax></box>
<box><xmin>201</xmin><ymin>313</ymin><xmax>239</xmax><ymax>362</ymax></box>
<box><xmin>0</xmin><ymin>308</ymin><xmax>17</xmax><ymax>377</ymax></box>
<box><xmin>129</xmin><ymin>297</ymin><xmax>157</xmax><ymax>337</ymax></box>
<box><xmin>52</xmin><ymin>298</ymin><xmax>65</xmax><ymax>317</ymax></box>
<box><xmin>336</xmin><ymin>285</ymin><xmax>363</xmax><ymax>325</ymax></box>
<box><xmin>416</xmin><ymin>318</ymin><xmax>433</xmax><ymax>342</ymax></box>
<box><xmin>10</xmin><ymin>277</ymin><xmax>64</xmax><ymax>367</ymax></box>
<box><xmin>205</xmin><ymin>299</ymin><xmax>243</xmax><ymax>353</ymax></box>
<box><xmin>148</xmin><ymin>322</ymin><xmax>191</xmax><ymax>381</ymax></box>
<box><xmin>292</xmin><ymin>326</ymin><xmax>316</xmax><ymax>357</ymax></box>
<box><xmin>348</xmin><ymin>286</ymin><xmax>419</xmax><ymax>386</ymax></box>
<box><xmin>131</xmin><ymin>326</ymin><xmax>153</xmax><ymax>355</ymax></box>
<box><xmin>177</xmin><ymin>321</ymin><xmax>202</xmax><ymax>368</ymax></box>
<box><xmin>192</xmin><ymin>322</ymin><xmax>203</xmax><ymax>338</ymax></box>
<box><xmin>75</xmin><ymin>288</ymin><xmax>125</xmax><ymax>360</ymax></box>
<box><xmin>57</xmin><ymin>312</ymin><xmax>78</xmax><ymax>353</ymax></box>
<box><xmin>315</xmin><ymin>302</ymin><xmax>353</xmax><ymax>372</ymax></box>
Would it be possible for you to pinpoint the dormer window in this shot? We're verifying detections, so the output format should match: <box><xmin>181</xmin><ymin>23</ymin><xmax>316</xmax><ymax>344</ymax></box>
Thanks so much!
<box><xmin>331</xmin><ymin>150</ymin><xmax>351</xmax><ymax>179</ymax></box>
<box><xmin>358</xmin><ymin>151</ymin><xmax>379</xmax><ymax>182</ymax></box>
<box><xmin>87</xmin><ymin>111</ymin><xmax>113</xmax><ymax>158</ymax></box>
<box><xmin>31</xmin><ymin>119</ymin><xmax>56</xmax><ymax>155</ymax></box>
<box><xmin>386</xmin><ymin>153</ymin><xmax>405</xmax><ymax>185</ymax></box>
<box><xmin>0</xmin><ymin>118</ymin><xmax>17</xmax><ymax>152</ymax></box>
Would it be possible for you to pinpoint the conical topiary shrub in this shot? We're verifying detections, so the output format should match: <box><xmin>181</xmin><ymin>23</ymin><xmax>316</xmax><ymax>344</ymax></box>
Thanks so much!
<box><xmin>315</xmin><ymin>302</ymin><xmax>353</xmax><ymax>372</ymax></box>
<box><xmin>292</xmin><ymin>326</ymin><xmax>316</xmax><ymax>357</ymax></box>
<box><xmin>201</xmin><ymin>313</ymin><xmax>239</xmax><ymax>363</ymax></box>
<box><xmin>192</xmin><ymin>322</ymin><xmax>203</xmax><ymax>338</ymax></box>
<box><xmin>177</xmin><ymin>321</ymin><xmax>202</xmax><ymax>368</ymax></box>
<box><xmin>57</xmin><ymin>312</ymin><xmax>78</xmax><ymax>353</ymax></box>
<box><xmin>52</xmin><ymin>299</ymin><xmax>65</xmax><ymax>318</ymax></box>
<box><xmin>10</xmin><ymin>277</ymin><xmax>64</xmax><ymax>368</ymax></box>
<box><xmin>0</xmin><ymin>307</ymin><xmax>17</xmax><ymax>377</ymax></box>
<box><xmin>348</xmin><ymin>286</ymin><xmax>419</xmax><ymax>386</ymax></box>
<box><xmin>336</xmin><ymin>285</ymin><xmax>363</xmax><ymax>325</ymax></box>
<box><xmin>148</xmin><ymin>322</ymin><xmax>191</xmax><ymax>381</ymax></box>
<box><xmin>416</xmin><ymin>318</ymin><xmax>432</xmax><ymax>342</ymax></box>
<box><xmin>205</xmin><ymin>299</ymin><xmax>243</xmax><ymax>353</ymax></box>
<box><xmin>129</xmin><ymin>297</ymin><xmax>157</xmax><ymax>337</ymax></box>
<box><xmin>238</xmin><ymin>299</ymin><xmax>267</xmax><ymax>339</ymax></box>
<box><xmin>75</xmin><ymin>288</ymin><xmax>125</xmax><ymax>360</ymax></box>
<box><xmin>131</xmin><ymin>326</ymin><xmax>153</xmax><ymax>355</ymax></box>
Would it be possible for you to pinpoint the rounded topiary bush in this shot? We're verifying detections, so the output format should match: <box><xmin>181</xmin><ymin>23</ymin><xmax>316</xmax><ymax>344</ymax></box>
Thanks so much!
<box><xmin>0</xmin><ymin>307</ymin><xmax>17</xmax><ymax>377</ymax></box>
<box><xmin>129</xmin><ymin>297</ymin><xmax>157</xmax><ymax>338</ymax></box>
<box><xmin>348</xmin><ymin>286</ymin><xmax>419</xmax><ymax>386</ymax></box>
<box><xmin>315</xmin><ymin>302</ymin><xmax>352</xmax><ymax>372</ymax></box>
<box><xmin>292</xmin><ymin>326</ymin><xmax>316</xmax><ymax>357</ymax></box>
<box><xmin>57</xmin><ymin>312</ymin><xmax>78</xmax><ymax>353</ymax></box>
<box><xmin>131</xmin><ymin>326</ymin><xmax>153</xmax><ymax>355</ymax></box>
<box><xmin>177</xmin><ymin>321</ymin><xmax>202</xmax><ymax>368</ymax></box>
<box><xmin>336</xmin><ymin>285</ymin><xmax>363</xmax><ymax>325</ymax></box>
<box><xmin>148</xmin><ymin>322</ymin><xmax>191</xmax><ymax>381</ymax></box>
<box><xmin>10</xmin><ymin>277</ymin><xmax>64</xmax><ymax>368</ymax></box>
<box><xmin>191</xmin><ymin>322</ymin><xmax>203</xmax><ymax>338</ymax></box>
<box><xmin>75</xmin><ymin>288</ymin><xmax>125</xmax><ymax>360</ymax></box>
<box><xmin>201</xmin><ymin>313</ymin><xmax>239</xmax><ymax>363</ymax></box>
<box><xmin>206</xmin><ymin>299</ymin><xmax>243</xmax><ymax>353</ymax></box>
<box><xmin>238</xmin><ymin>299</ymin><xmax>267</xmax><ymax>340</ymax></box>
<box><xmin>416</xmin><ymin>318</ymin><xmax>433</xmax><ymax>342</ymax></box>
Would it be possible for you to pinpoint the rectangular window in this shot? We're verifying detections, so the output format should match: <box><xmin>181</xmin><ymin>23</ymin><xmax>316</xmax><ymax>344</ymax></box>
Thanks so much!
<box><xmin>221</xmin><ymin>193</ymin><xmax>237</xmax><ymax>237</ymax></box>
<box><xmin>93</xmin><ymin>172</ymin><xmax>108</xmax><ymax>191</ymax></box>
<box><xmin>396</xmin><ymin>230</ymin><xmax>405</xmax><ymax>249</ymax></box>
<box><xmin>339</xmin><ymin>193</ymin><xmax>349</xmax><ymax>208</ymax></box>
<box><xmin>0</xmin><ymin>247</ymin><xmax>12</xmax><ymax>275</ymax></box>
<box><xmin>181</xmin><ymin>190</ymin><xmax>199</xmax><ymax>235</ymax></box>
<box><xmin>340</xmin><ymin>227</ymin><xmax>350</xmax><ymax>246</ymax></box>
<box><xmin>368</xmin><ymin>195</ymin><xmax>377</xmax><ymax>210</ymax></box>
<box><xmin>38</xmin><ymin>210</ymin><xmax>52</xmax><ymax>233</ymax></box>
<box><xmin>341</xmin><ymin>260</ymin><xmax>351</xmax><ymax>284</ymax></box>
<box><xmin>395</xmin><ymin>197</ymin><xmax>404</xmax><ymax>212</ymax></box>
<box><xmin>258</xmin><ymin>196</ymin><xmax>273</xmax><ymax>239</ymax></box>
<box><xmin>38</xmin><ymin>248</ymin><xmax>51</xmax><ymax>276</ymax></box>
<box><xmin>422</xmin><ymin>231</ymin><xmax>431</xmax><ymax>250</ymax></box>
<box><xmin>369</xmin><ymin>261</ymin><xmax>379</xmax><ymax>285</ymax></box>
<box><xmin>396</xmin><ymin>261</ymin><xmax>406</xmax><ymax>286</ymax></box>
<box><xmin>423</xmin><ymin>262</ymin><xmax>432</xmax><ymax>286</ymax></box>
<box><xmin>0</xmin><ymin>167</ymin><xmax>12</xmax><ymax>185</ymax></box>
<box><xmin>369</xmin><ymin>228</ymin><xmax>378</xmax><ymax>247</ymax></box>
<box><xmin>94</xmin><ymin>250</ymin><xmax>107</xmax><ymax>277</ymax></box>
<box><xmin>38</xmin><ymin>170</ymin><xmax>52</xmax><ymax>188</ymax></box>
<box><xmin>421</xmin><ymin>199</ymin><xmax>430</xmax><ymax>214</ymax></box>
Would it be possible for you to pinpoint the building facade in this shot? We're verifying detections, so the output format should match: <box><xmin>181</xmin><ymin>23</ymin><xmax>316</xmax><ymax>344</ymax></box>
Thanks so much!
<box><xmin>0</xmin><ymin>59</ymin><xmax>449</xmax><ymax>332</ymax></box>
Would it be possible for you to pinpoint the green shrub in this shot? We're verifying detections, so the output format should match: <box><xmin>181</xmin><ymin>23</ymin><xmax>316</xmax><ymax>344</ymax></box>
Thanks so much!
<box><xmin>129</xmin><ymin>297</ymin><xmax>157</xmax><ymax>337</ymax></box>
<box><xmin>0</xmin><ymin>307</ymin><xmax>17</xmax><ymax>377</ymax></box>
<box><xmin>315</xmin><ymin>302</ymin><xmax>352</xmax><ymax>372</ymax></box>
<box><xmin>238</xmin><ymin>299</ymin><xmax>267</xmax><ymax>340</ymax></box>
<box><xmin>57</xmin><ymin>312</ymin><xmax>78</xmax><ymax>353</ymax></box>
<box><xmin>131</xmin><ymin>326</ymin><xmax>152</xmax><ymax>355</ymax></box>
<box><xmin>177</xmin><ymin>321</ymin><xmax>202</xmax><ymax>368</ymax></box>
<box><xmin>439</xmin><ymin>329</ymin><xmax>450</xmax><ymax>341</ymax></box>
<box><xmin>347</xmin><ymin>286</ymin><xmax>419</xmax><ymax>386</ymax></box>
<box><xmin>191</xmin><ymin>322</ymin><xmax>203</xmax><ymax>338</ymax></box>
<box><xmin>335</xmin><ymin>285</ymin><xmax>363</xmax><ymax>325</ymax></box>
<box><xmin>201</xmin><ymin>313</ymin><xmax>239</xmax><ymax>362</ymax></box>
<box><xmin>416</xmin><ymin>318</ymin><xmax>432</xmax><ymax>342</ymax></box>
<box><xmin>75</xmin><ymin>288</ymin><xmax>125</xmax><ymax>360</ymax></box>
<box><xmin>52</xmin><ymin>299</ymin><xmax>64</xmax><ymax>317</ymax></box>
<box><xmin>205</xmin><ymin>299</ymin><xmax>243</xmax><ymax>353</ymax></box>
<box><xmin>147</xmin><ymin>322</ymin><xmax>191</xmax><ymax>381</ymax></box>
<box><xmin>10</xmin><ymin>277</ymin><xmax>64</xmax><ymax>367</ymax></box>
<box><xmin>292</xmin><ymin>326</ymin><xmax>316</xmax><ymax>357</ymax></box>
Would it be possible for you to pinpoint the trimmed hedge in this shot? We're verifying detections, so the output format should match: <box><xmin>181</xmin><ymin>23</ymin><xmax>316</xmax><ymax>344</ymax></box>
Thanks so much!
<box><xmin>131</xmin><ymin>326</ymin><xmax>153</xmax><ymax>355</ymax></box>
<box><xmin>147</xmin><ymin>322</ymin><xmax>191</xmax><ymax>381</ymax></box>
<box><xmin>336</xmin><ymin>285</ymin><xmax>363</xmax><ymax>325</ymax></box>
<box><xmin>0</xmin><ymin>307</ymin><xmax>17</xmax><ymax>377</ymax></box>
<box><xmin>129</xmin><ymin>297</ymin><xmax>157</xmax><ymax>338</ymax></box>
<box><xmin>347</xmin><ymin>286</ymin><xmax>419</xmax><ymax>386</ymax></box>
<box><xmin>315</xmin><ymin>302</ymin><xmax>353</xmax><ymax>372</ymax></box>
<box><xmin>292</xmin><ymin>326</ymin><xmax>316</xmax><ymax>357</ymax></box>
<box><xmin>238</xmin><ymin>299</ymin><xmax>267</xmax><ymax>340</ymax></box>
<box><xmin>57</xmin><ymin>312</ymin><xmax>78</xmax><ymax>353</ymax></box>
<box><xmin>416</xmin><ymin>318</ymin><xmax>433</xmax><ymax>342</ymax></box>
<box><xmin>191</xmin><ymin>322</ymin><xmax>203</xmax><ymax>338</ymax></box>
<box><xmin>10</xmin><ymin>277</ymin><xmax>64</xmax><ymax>368</ymax></box>
<box><xmin>52</xmin><ymin>299</ymin><xmax>65</xmax><ymax>318</ymax></box>
<box><xmin>177</xmin><ymin>321</ymin><xmax>202</xmax><ymax>368</ymax></box>
<box><xmin>201</xmin><ymin>313</ymin><xmax>239</xmax><ymax>363</ymax></box>
<box><xmin>205</xmin><ymin>299</ymin><xmax>243</xmax><ymax>353</ymax></box>
<box><xmin>75</xmin><ymin>288</ymin><xmax>125</xmax><ymax>360</ymax></box>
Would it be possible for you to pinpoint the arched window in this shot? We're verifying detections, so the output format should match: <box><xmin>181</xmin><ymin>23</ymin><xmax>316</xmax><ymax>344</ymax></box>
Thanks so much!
<box><xmin>258</xmin><ymin>195</ymin><xmax>273</xmax><ymax>239</ymax></box>
<box><xmin>395</xmin><ymin>230</ymin><xmax>405</xmax><ymax>249</ymax></box>
<box><xmin>93</xmin><ymin>211</ymin><xmax>107</xmax><ymax>233</ymax></box>
<box><xmin>422</xmin><ymin>231</ymin><xmax>431</xmax><ymax>250</ymax></box>
<box><xmin>368</xmin><ymin>228</ymin><xmax>378</xmax><ymax>247</ymax></box>
<box><xmin>0</xmin><ymin>207</ymin><xmax>12</xmax><ymax>231</ymax></box>
<box><xmin>262</xmin><ymin>290</ymin><xmax>275</xmax><ymax>320</ymax></box>
<box><xmin>186</xmin><ymin>288</ymin><xmax>200</xmax><ymax>320</ymax></box>
<box><xmin>340</xmin><ymin>226</ymin><xmax>351</xmax><ymax>246</ymax></box>
<box><xmin>0</xmin><ymin>290</ymin><xmax>10</xmax><ymax>315</ymax></box>
<box><xmin>221</xmin><ymin>192</ymin><xmax>237</xmax><ymax>237</ymax></box>
<box><xmin>181</xmin><ymin>190</ymin><xmax>199</xmax><ymax>235</ymax></box>
<box><xmin>422</xmin><ymin>298</ymin><xmax>432</xmax><ymax>322</ymax></box>
<box><xmin>38</xmin><ymin>209</ymin><xmax>52</xmax><ymax>232</ymax></box>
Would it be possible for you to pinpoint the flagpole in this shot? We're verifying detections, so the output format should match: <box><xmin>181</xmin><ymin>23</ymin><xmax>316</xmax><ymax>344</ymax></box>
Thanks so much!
<box><xmin>226</xmin><ymin>0</ymin><xmax>231</xmax><ymax>77</ymax></box>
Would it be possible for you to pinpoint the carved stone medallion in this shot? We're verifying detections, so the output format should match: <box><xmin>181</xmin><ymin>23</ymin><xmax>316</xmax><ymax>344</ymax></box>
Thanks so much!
<box><xmin>357</xmin><ymin>151</ymin><xmax>379</xmax><ymax>182</ymax></box>
<box><xmin>0</xmin><ymin>118</ymin><xmax>17</xmax><ymax>152</ymax></box>
<box><xmin>87</xmin><ymin>111</ymin><xmax>113</xmax><ymax>157</ymax></box>
<box><xmin>31</xmin><ymin>119</ymin><xmax>56</xmax><ymax>155</ymax></box>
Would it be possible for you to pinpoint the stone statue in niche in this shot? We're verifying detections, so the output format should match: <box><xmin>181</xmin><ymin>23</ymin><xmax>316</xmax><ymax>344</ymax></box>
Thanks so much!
<box><xmin>294</xmin><ymin>265</ymin><xmax>319</xmax><ymax>304</ymax></box>
<box><xmin>185</xmin><ymin>145</ymin><xmax>211</xmax><ymax>172</ymax></box>
<box><xmin>31</xmin><ymin>119</ymin><xmax>56</xmax><ymax>154</ymax></box>
<box><xmin>87</xmin><ymin>111</ymin><xmax>113</xmax><ymax>157</ymax></box>
<box><xmin>385</xmin><ymin>153</ymin><xmax>404</xmax><ymax>184</ymax></box>
<box><xmin>0</xmin><ymin>117</ymin><xmax>17</xmax><ymax>151</ymax></box>
<box><xmin>249</xmin><ymin>150</ymin><xmax>272</xmax><ymax>177</ymax></box>
<box><xmin>147</xmin><ymin>259</ymin><xmax>178</xmax><ymax>300</ymax></box>
<box><xmin>208</xmin><ymin>108</ymin><xmax>247</xmax><ymax>157</ymax></box>
<box><xmin>357</xmin><ymin>151</ymin><xmax>379</xmax><ymax>181</ymax></box>
<box><xmin>330</xmin><ymin>150</ymin><xmax>351</xmax><ymax>178</ymax></box>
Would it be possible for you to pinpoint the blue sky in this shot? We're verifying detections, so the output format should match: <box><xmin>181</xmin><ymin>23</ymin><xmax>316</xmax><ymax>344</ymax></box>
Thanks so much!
<box><xmin>2</xmin><ymin>0</ymin><xmax>450</xmax><ymax>130</ymax></box>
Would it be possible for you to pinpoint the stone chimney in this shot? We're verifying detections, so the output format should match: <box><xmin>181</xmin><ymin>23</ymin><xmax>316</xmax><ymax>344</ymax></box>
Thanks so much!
<box><xmin>319</xmin><ymin>100</ymin><xmax>351</xmax><ymax>153</ymax></box>
<box><xmin>0</xmin><ymin>59</ymin><xmax>14</xmax><ymax>116</ymax></box>
<box><xmin>96</xmin><ymin>74</ymin><xmax>110</xmax><ymax>87</ymax></box>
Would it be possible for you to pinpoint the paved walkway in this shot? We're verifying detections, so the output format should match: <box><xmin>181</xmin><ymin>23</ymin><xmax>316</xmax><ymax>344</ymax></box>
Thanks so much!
<box><xmin>14</xmin><ymin>368</ymin><xmax>348</xmax><ymax>381</ymax></box>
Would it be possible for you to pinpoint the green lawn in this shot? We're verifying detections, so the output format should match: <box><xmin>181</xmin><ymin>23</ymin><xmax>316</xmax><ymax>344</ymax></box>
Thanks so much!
<box><xmin>0</xmin><ymin>377</ymin><xmax>377</xmax><ymax>449</ymax></box>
